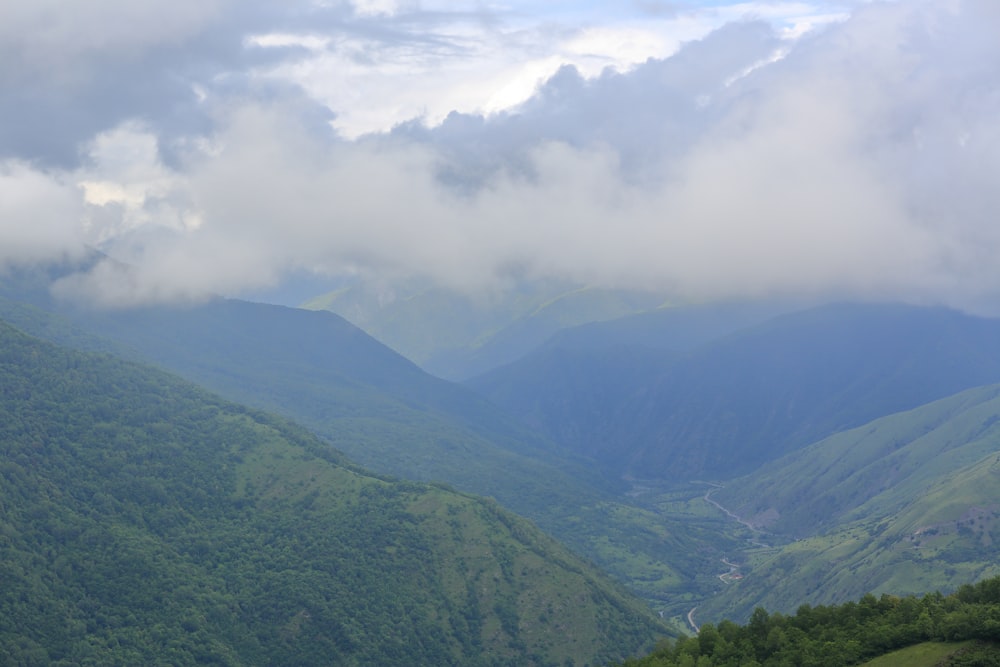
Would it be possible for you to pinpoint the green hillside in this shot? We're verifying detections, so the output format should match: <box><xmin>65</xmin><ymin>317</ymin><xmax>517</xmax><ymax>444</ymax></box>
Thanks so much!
<box><xmin>0</xmin><ymin>292</ymin><xmax>615</xmax><ymax>526</ymax></box>
<box><xmin>619</xmin><ymin>578</ymin><xmax>1000</xmax><ymax>667</ymax></box>
<box><xmin>0</xmin><ymin>277</ymin><xmax>751</xmax><ymax>620</ymax></box>
<box><xmin>699</xmin><ymin>386</ymin><xmax>1000</xmax><ymax>621</ymax></box>
<box><xmin>0</xmin><ymin>319</ymin><xmax>667</xmax><ymax>666</ymax></box>
<box><xmin>860</xmin><ymin>642</ymin><xmax>977</xmax><ymax>667</ymax></box>
<box><xmin>713</xmin><ymin>384</ymin><xmax>1000</xmax><ymax>536</ymax></box>
<box><xmin>701</xmin><ymin>454</ymin><xmax>1000</xmax><ymax>623</ymax></box>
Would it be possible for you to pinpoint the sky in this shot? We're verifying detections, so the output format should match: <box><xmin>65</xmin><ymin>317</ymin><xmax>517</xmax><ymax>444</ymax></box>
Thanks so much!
<box><xmin>2</xmin><ymin>0</ymin><xmax>1000</xmax><ymax>313</ymax></box>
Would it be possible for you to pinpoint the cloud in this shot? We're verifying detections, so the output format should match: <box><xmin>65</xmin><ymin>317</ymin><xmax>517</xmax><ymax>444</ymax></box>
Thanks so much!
<box><xmin>9</xmin><ymin>0</ymin><xmax>1000</xmax><ymax>315</ymax></box>
<box><xmin>393</xmin><ymin>19</ymin><xmax>784</xmax><ymax>184</ymax></box>
<box><xmin>0</xmin><ymin>0</ymin><xmax>833</xmax><ymax>163</ymax></box>
<box><xmin>0</xmin><ymin>0</ymin><xmax>226</xmax><ymax>165</ymax></box>
<box><xmin>0</xmin><ymin>0</ymin><xmax>352</xmax><ymax>165</ymax></box>
<box><xmin>246</xmin><ymin>2</ymin><xmax>829</xmax><ymax>137</ymax></box>
<box><xmin>0</xmin><ymin>163</ymin><xmax>86</xmax><ymax>268</ymax></box>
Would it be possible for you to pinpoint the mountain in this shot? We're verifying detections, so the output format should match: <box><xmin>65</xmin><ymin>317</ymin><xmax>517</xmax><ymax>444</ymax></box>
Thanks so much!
<box><xmin>696</xmin><ymin>384</ymin><xmax>1000</xmax><ymax>621</ymax></box>
<box><xmin>468</xmin><ymin>300</ymin><xmax>794</xmax><ymax>457</ymax></box>
<box><xmin>301</xmin><ymin>278</ymin><xmax>665</xmax><ymax>380</ymax></box>
<box><xmin>471</xmin><ymin>302</ymin><xmax>1000</xmax><ymax>480</ymax></box>
<box><xmin>0</xmin><ymin>268</ymin><xmax>744</xmax><ymax>622</ymax></box>
<box><xmin>0</xmin><ymin>287</ymin><xmax>613</xmax><ymax>516</ymax></box>
<box><xmin>0</xmin><ymin>318</ymin><xmax>667</xmax><ymax>665</ymax></box>
<box><xmin>35</xmin><ymin>266</ymin><xmax>1000</xmax><ymax>626</ymax></box>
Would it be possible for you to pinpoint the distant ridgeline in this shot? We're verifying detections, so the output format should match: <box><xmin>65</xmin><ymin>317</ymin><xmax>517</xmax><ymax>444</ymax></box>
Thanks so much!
<box><xmin>618</xmin><ymin>577</ymin><xmax>1000</xmax><ymax>667</ymax></box>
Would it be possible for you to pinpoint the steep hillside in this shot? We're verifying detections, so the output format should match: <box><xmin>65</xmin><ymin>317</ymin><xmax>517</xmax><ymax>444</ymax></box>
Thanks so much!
<box><xmin>0</xmin><ymin>272</ymin><xmax>746</xmax><ymax>626</ymax></box>
<box><xmin>714</xmin><ymin>384</ymin><xmax>1000</xmax><ymax>536</ymax></box>
<box><xmin>474</xmin><ymin>303</ymin><xmax>1000</xmax><ymax>480</ymax></box>
<box><xmin>471</xmin><ymin>344</ymin><xmax>677</xmax><ymax>456</ymax></box>
<box><xmin>0</xmin><ymin>319</ymin><xmax>667</xmax><ymax>665</ymax></box>
<box><xmin>699</xmin><ymin>386</ymin><xmax>1000</xmax><ymax>621</ymax></box>
<box><xmin>2</xmin><ymin>293</ymin><xmax>613</xmax><ymax>517</ymax></box>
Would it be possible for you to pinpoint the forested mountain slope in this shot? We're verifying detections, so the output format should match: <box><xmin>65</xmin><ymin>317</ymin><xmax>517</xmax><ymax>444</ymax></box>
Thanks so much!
<box><xmin>0</xmin><ymin>285</ymin><xmax>616</xmax><ymax>528</ymax></box>
<box><xmin>473</xmin><ymin>303</ymin><xmax>1000</xmax><ymax>480</ymax></box>
<box><xmin>0</xmin><ymin>319</ymin><xmax>666</xmax><ymax>666</ymax></box>
<box><xmin>0</xmin><ymin>271</ymin><xmax>747</xmax><ymax>624</ymax></box>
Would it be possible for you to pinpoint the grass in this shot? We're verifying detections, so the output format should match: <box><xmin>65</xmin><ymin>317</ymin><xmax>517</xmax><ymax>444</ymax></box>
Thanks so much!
<box><xmin>860</xmin><ymin>641</ymin><xmax>975</xmax><ymax>666</ymax></box>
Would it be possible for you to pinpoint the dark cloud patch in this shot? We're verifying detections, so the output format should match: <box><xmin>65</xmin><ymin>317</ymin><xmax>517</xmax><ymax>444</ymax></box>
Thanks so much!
<box><xmin>0</xmin><ymin>0</ymin><xmax>475</xmax><ymax>166</ymax></box>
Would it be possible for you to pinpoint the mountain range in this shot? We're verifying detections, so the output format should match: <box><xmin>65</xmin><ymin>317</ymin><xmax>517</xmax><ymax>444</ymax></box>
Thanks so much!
<box><xmin>0</xmin><ymin>317</ymin><xmax>665</xmax><ymax>665</ymax></box>
<box><xmin>0</xmin><ymin>264</ymin><xmax>739</xmax><ymax>626</ymax></box>
<box><xmin>471</xmin><ymin>302</ymin><xmax>1000</xmax><ymax>480</ymax></box>
<box><xmin>5</xmin><ymin>260</ymin><xmax>1000</xmax><ymax>657</ymax></box>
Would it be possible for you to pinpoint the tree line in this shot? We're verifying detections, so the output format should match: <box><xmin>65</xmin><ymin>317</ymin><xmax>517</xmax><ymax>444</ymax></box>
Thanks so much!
<box><xmin>619</xmin><ymin>577</ymin><xmax>1000</xmax><ymax>666</ymax></box>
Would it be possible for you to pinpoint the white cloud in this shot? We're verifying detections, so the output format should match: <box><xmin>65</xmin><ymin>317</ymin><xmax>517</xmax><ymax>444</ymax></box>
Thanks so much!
<box><xmin>252</xmin><ymin>2</ymin><xmax>842</xmax><ymax>137</ymax></box>
<box><xmin>76</xmin><ymin>124</ymin><xmax>200</xmax><ymax>245</ymax></box>
<box><xmin>8</xmin><ymin>0</ymin><xmax>1000</xmax><ymax>315</ymax></box>
<box><xmin>0</xmin><ymin>163</ymin><xmax>85</xmax><ymax>268</ymax></box>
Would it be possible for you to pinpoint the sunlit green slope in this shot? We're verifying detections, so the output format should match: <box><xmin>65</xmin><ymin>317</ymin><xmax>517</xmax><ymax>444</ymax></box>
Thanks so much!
<box><xmin>702</xmin><ymin>385</ymin><xmax>1000</xmax><ymax>621</ymax></box>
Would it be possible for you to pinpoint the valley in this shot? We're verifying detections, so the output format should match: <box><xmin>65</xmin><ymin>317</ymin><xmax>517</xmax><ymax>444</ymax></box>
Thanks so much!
<box><xmin>6</xmin><ymin>1</ymin><xmax>999</xmax><ymax>663</ymax></box>
<box><xmin>4</xmin><ymin>267</ymin><xmax>1000</xmax><ymax>663</ymax></box>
